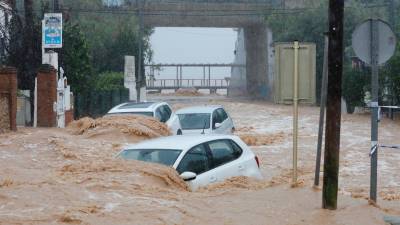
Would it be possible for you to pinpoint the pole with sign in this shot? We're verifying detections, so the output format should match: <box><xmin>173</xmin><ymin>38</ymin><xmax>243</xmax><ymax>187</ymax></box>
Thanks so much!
<box><xmin>352</xmin><ymin>19</ymin><xmax>396</xmax><ymax>203</ymax></box>
<box><xmin>43</xmin><ymin>13</ymin><xmax>62</xmax><ymax>49</ymax></box>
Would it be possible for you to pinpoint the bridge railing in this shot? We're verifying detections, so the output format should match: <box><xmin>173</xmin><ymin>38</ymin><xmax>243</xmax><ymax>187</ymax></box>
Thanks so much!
<box><xmin>146</xmin><ymin>78</ymin><xmax>230</xmax><ymax>89</ymax></box>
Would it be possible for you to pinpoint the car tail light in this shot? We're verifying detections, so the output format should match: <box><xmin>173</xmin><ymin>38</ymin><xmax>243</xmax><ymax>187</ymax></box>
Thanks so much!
<box><xmin>255</xmin><ymin>156</ymin><xmax>260</xmax><ymax>168</ymax></box>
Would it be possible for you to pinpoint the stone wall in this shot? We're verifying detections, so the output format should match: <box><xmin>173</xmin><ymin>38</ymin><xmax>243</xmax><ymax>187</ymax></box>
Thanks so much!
<box><xmin>0</xmin><ymin>97</ymin><xmax>10</xmax><ymax>132</ymax></box>
<box><xmin>0</xmin><ymin>67</ymin><xmax>17</xmax><ymax>132</ymax></box>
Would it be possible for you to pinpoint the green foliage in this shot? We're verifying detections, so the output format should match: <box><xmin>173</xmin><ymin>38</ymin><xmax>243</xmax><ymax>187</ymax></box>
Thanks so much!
<box><xmin>60</xmin><ymin>23</ymin><xmax>92</xmax><ymax>95</ymax></box>
<box><xmin>342</xmin><ymin>65</ymin><xmax>370</xmax><ymax>113</ymax></box>
<box><xmin>265</xmin><ymin>0</ymin><xmax>391</xmax><ymax>107</ymax></box>
<box><xmin>7</xmin><ymin>1</ymin><xmax>43</xmax><ymax>91</ymax></box>
<box><xmin>62</xmin><ymin>0</ymin><xmax>153</xmax><ymax>74</ymax></box>
<box><xmin>382</xmin><ymin>43</ymin><xmax>400</xmax><ymax>104</ymax></box>
<box><xmin>6</xmin><ymin>0</ymin><xmax>151</xmax><ymax>93</ymax></box>
<box><xmin>94</xmin><ymin>72</ymin><xmax>125</xmax><ymax>91</ymax></box>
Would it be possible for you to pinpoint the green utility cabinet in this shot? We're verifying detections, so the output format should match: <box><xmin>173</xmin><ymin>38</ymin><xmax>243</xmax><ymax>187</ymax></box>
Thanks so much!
<box><xmin>274</xmin><ymin>42</ymin><xmax>316</xmax><ymax>104</ymax></box>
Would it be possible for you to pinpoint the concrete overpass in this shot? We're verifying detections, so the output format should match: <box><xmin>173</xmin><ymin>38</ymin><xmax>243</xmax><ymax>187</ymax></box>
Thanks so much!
<box><xmin>132</xmin><ymin>0</ymin><xmax>279</xmax><ymax>98</ymax></box>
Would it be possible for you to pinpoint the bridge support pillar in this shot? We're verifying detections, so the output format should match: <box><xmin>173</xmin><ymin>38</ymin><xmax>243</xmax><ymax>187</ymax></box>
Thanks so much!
<box><xmin>244</xmin><ymin>24</ymin><xmax>270</xmax><ymax>99</ymax></box>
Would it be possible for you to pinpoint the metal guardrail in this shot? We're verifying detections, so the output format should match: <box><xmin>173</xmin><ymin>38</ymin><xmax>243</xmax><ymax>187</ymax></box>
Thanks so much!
<box><xmin>146</xmin><ymin>78</ymin><xmax>229</xmax><ymax>90</ymax></box>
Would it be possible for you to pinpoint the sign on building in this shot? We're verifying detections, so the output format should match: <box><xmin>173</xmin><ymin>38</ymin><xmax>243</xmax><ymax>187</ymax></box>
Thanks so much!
<box><xmin>43</xmin><ymin>13</ymin><xmax>62</xmax><ymax>48</ymax></box>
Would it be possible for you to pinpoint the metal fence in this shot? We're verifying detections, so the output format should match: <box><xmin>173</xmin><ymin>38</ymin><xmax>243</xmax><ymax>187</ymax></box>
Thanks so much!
<box><xmin>146</xmin><ymin>78</ymin><xmax>229</xmax><ymax>90</ymax></box>
<box><xmin>74</xmin><ymin>88</ymin><xmax>129</xmax><ymax>118</ymax></box>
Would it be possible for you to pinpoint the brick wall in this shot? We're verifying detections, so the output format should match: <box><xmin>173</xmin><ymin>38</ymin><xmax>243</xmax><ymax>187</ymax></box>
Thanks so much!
<box><xmin>0</xmin><ymin>67</ymin><xmax>17</xmax><ymax>132</ymax></box>
<box><xmin>37</xmin><ymin>65</ymin><xmax>57</xmax><ymax>127</ymax></box>
<box><xmin>65</xmin><ymin>110</ymin><xmax>74</xmax><ymax>126</ymax></box>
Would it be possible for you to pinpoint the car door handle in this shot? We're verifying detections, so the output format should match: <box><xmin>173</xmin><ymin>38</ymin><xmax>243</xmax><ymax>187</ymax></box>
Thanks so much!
<box><xmin>210</xmin><ymin>176</ymin><xmax>217</xmax><ymax>183</ymax></box>
<box><xmin>238</xmin><ymin>165</ymin><xmax>245</xmax><ymax>171</ymax></box>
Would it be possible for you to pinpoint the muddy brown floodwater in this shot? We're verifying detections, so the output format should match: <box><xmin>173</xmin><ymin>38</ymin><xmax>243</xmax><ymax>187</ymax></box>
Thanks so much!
<box><xmin>0</xmin><ymin>96</ymin><xmax>399</xmax><ymax>225</ymax></box>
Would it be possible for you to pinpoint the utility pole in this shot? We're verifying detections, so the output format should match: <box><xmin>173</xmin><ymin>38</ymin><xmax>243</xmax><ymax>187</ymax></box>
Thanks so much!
<box><xmin>387</xmin><ymin>0</ymin><xmax>395</xmax><ymax>119</ymax></box>
<box><xmin>369</xmin><ymin>19</ymin><xmax>379</xmax><ymax>203</ymax></box>
<box><xmin>388</xmin><ymin>0</ymin><xmax>395</xmax><ymax>29</ymax></box>
<box><xmin>137</xmin><ymin>0</ymin><xmax>144</xmax><ymax>102</ymax></box>
<box><xmin>314</xmin><ymin>34</ymin><xmax>329</xmax><ymax>187</ymax></box>
<box><xmin>322</xmin><ymin>0</ymin><xmax>344</xmax><ymax>210</ymax></box>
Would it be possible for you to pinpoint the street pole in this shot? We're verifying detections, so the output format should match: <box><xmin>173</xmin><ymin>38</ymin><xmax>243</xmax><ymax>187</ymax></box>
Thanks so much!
<box><xmin>292</xmin><ymin>41</ymin><xmax>299</xmax><ymax>185</ymax></box>
<box><xmin>136</xmin><ymin>0</ymin><xmax>144</xmax><ymax>102</ymax></box>
<box><xmin>322</xmin><ymin>0</ymin><xmax>344</xmax><ymax>210</ymax></box>
<box><xmin>388</xmin><ymin>0</ymin><xmax>395</xmax><ymax>119</ymax></box>
<box><xmin>369</xmin><ymin>19</ymin><xmax>379</xmax><ymax>203</ymax></box>
<box><xmin>314</xmin><ymin>34</ymin><xmax>329</xmax><ymax>187</ymax></box>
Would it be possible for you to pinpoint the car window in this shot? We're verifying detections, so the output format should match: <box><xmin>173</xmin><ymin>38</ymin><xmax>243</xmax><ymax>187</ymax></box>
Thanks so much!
<box><xmin>164</xmin><ymin>105</ymin><xmax>172</xmax><ymax>120</ymax></box>
<box><xmin>217</xmin><ymin>108</ymin><xmax>228</xmax><ymax>121</ymax></box>
<box><xmin>207</xmin><ymin>140</ymin><xmax>242</xmax><ymax>169</ymax></box>
<box><xmin>178</xmin><ymin>113</ymin><xmax>211</xmax><ymax>130</ymax></box>
<box><xmin>118</xmin><ymin>149</ymin><xmax>182</xmax><ymax>166</ymax></box>
<box><xmin>107</xmin><ymin>112</ymin><xmax>154</xmax><ymax>117</ymax></box>
<box><xmin>230</xmin><ymin>140</ymin><xmax>243</xmax><ymax>157</ymax></box>
<box><xmin>176</xmin><ymin>144</ymin><xmax>210</xmax><ymax>175</ymax></box>
<box><xmin>212</xmin><ymin>110</ymin><xmax>220</xmax><ymax>129</ymax></box>
<box><xmin>155</xmin><ymin>107</ymin><xmax>163</xmax><ymax>121</ymax></box>
<box><xmin>158</xmin><ymin>106</ymin><xmax>168</xmax><ymax>122</ymax></box>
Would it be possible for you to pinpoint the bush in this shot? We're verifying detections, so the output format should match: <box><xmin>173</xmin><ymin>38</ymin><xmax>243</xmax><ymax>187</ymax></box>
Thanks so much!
<box><xmin>342</xmin><ymin>65</ymin><xmax>370</xmax><ymax>113</ymax></box>
<box><xmin>94</xmin><ymin>72</ymin><xmax>125</xmax><ymax>91</ymax></box>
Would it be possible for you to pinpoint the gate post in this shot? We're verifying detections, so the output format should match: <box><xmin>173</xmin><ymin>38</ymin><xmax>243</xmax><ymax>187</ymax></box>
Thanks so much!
<box><xmin>0</xmin><ymin>67</ymin><xmax>17</xmax><ymax>132</ymax></box>
<box><xmin>37</xmin><ymin>65</ymin><xmax>57</xmax><ymax>127</ymax></box>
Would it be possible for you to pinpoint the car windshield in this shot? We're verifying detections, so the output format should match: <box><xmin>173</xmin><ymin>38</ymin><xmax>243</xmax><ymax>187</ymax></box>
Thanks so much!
<box><xmin>117</xmin><ymin>149</ymin><xmax>182</xmax><ymax>166</ymax></box>
<box><xmin>108</xmin><ymin>111</ymin><xmax>154</xmax><ymax>117</ymax></box>
<box><xmin>178</xmin><ymin>113</ymin><xmax>211</xmax><ymax>130</ymax></box>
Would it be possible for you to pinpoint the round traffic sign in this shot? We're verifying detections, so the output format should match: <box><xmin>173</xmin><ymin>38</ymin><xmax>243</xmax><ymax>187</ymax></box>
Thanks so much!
<box><xmin>352</xmin><ymin>19</ymin><xmax>396</xmax><ymax>65</ymax></box>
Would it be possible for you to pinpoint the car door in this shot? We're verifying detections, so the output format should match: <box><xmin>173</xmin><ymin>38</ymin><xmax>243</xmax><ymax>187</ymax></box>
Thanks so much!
<box><xmin>165</xmin><ymin>104</ymin><xmax>181</xmax><ymax>134</ymax></box>
<box><xmin>205</xmin><ymin>139</ymin><xmax>244</xmax><ymax>182</ymax></box>
<box><xmin>176</xmin><ymin>144</ymin><xmax>214</xmax><ymax>189</ymax></box>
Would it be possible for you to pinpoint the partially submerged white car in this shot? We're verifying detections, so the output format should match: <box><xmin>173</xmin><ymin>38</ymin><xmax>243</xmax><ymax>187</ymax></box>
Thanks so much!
<box><xmin>117</xmin><ymin>135</ymin><xmax>262</xmax><ymax>190</ymax></box>
<box><xmin>107</xmin><ymin>101</ymin><xmax>181</xmax><ymax>134</ymax></box>
<box><xmin>174</xmin><ymin>106</ymin><xmax>235</xmax><ymax>135</ymax></box>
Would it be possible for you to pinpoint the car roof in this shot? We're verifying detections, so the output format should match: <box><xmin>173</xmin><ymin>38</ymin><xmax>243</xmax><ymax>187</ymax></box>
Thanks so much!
<box><xmin>175</xmin><ymin>105</ymin><xmax>223</xmax><ymax>114</ymax></box>
<box><xmin>108</xmin><ymin>101</ymin><xmax>166</xmax><ymax>113</ymax></box>
<box><xmin>123</xmin><ymin>135</ymin><xmax>236</xmax><ymax>152</ymax></box>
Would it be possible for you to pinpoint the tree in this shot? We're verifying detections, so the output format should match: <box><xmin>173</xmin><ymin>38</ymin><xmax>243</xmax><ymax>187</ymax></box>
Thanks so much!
<box><xmin>59</xmin><ymin>22</ymin><xmax>92</xmax><ymax>95</ymax></box>
<box><xmin>61</xmin><ymin>0</ymin><xmax>153</xmax><ymax>74</ymax></box>
<box><xmin>382</xmin><ymin>43</ymin><xmax>400</xmax><ymax>105</ymax></box>
<box><xmin>265</xmin><ymin>0</ymin><xmax>385</xmax><ymax>105</ymax></box>
<box><xmin>7</xmin><ymin>0</ymin><xmax>42</xmax><ymax>92</ymax></box>
<box><xmin>342</xmin><ymin>64</ymin><xmax>370</xmax><ymax>113</ymax></box>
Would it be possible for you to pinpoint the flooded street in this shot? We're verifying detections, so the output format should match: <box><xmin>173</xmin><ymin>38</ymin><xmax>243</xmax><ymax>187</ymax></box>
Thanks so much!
<box><xmin>0</xmin><ymin>95</ymin><xmax>399</xmax><ymax>224</ymax></box>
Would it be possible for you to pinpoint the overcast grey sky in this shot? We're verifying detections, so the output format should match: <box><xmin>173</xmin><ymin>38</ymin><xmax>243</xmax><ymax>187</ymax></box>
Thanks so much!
<box><xmin>151</xmin><ymin>27</ymin><xmax>237</xmax><ymax>63</ymax></box>
<box><xmin>149</xmin><ymin>28</ymin><xmax>237</xmax><ymax>79</ymax></box>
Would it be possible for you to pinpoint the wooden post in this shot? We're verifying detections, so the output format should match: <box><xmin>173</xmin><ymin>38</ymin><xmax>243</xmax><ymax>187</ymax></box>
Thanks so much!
<box><xmin>292</xmin><ymin>41</ymin><xmax>299</xmax><ymax>184</ymax></box>
<box><xmin>322</xmin><ymin>0</ymin><xmax>344</xmax><ymax>210</ymax></box>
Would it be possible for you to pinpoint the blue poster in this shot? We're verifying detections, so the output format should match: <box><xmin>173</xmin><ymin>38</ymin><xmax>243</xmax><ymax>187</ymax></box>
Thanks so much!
<box><xmin>43</xmin><ymin>13</ymin><xmax>62</xmax><ymax>48</ymax></box>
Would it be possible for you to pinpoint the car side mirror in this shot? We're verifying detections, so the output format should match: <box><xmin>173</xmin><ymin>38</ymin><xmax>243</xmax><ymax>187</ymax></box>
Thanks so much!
<box><xmin>215</xmin><ymin>122</ymin><xmax>222</xmax><ymax>129</ymax></box>
<box><xmin>180</xmin><ymin>171</ymin><xmax>197</xmax><ymax>181</ymax></box>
